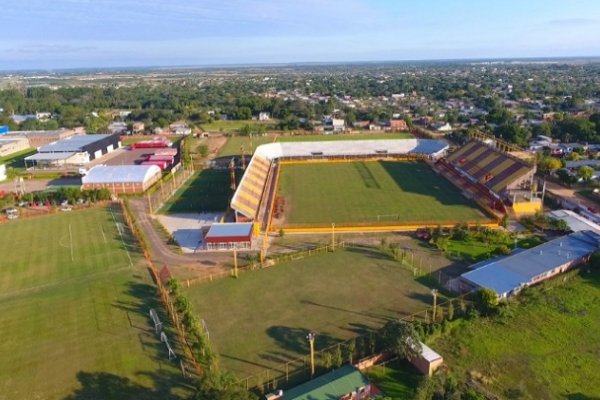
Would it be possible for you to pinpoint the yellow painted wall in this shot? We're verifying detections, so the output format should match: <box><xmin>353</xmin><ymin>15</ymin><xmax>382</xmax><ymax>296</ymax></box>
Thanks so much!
<box><xmin>512</xmin><ymin>200</ymin><xmax>543</xmax><ymax>216</ymax></box>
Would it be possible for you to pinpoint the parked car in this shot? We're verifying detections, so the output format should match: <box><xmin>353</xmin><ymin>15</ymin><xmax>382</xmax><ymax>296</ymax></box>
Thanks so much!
<box><xmin>416</xmin><ymin>228</ymin><xmax>431</xmax><ymax>240</ymax></box>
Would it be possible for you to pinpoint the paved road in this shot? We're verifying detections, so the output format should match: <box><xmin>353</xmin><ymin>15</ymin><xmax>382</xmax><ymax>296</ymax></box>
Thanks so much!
<box><xmin>0</xmin><ymin>177</ymin><xmax>81</xmax><ymax>193</ymax></box>
<box><xmin>545</xmin><ymin>181</ymin><xmax>599</xmax><ymax>211</ymax></box>
<box><xmin>129</xmin><ymin>197</ymin><xmax>231</xmax><ymax>278</ymax></box>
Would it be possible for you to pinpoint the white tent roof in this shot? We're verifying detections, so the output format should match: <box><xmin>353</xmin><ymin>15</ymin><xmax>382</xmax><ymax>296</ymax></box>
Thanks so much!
<box><xmin>82</xmin><ymin>165</ymin><xmax>161</xmax><ymax>184</ymax></box>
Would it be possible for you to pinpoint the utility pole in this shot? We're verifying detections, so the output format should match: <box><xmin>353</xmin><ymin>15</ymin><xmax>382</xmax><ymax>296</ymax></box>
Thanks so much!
<box><xmin>233</xmin><ymin>248</ymin><xmax>238</xmax><ymax>278</ymax></box>
<box><xmin>431</xmin><ymin>289</ymin><xmax>439</xmax><ymax>322</ymax></box>
<box><xmin>331</xmin><ymin>223</ymin><xmax>335</xmax><ymax>251</ymax></box>
<box><xmin>306</xmin><ymin>332</ymin><xmax>316</xmax><ymax>377</ymax></box>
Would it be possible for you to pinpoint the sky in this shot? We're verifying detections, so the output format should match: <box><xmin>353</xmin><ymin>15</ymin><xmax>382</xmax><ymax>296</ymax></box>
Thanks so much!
<box><xmin>1</xmin><ymin>0</ymin><xmax>600</xmax><ymax>70</ymax></box>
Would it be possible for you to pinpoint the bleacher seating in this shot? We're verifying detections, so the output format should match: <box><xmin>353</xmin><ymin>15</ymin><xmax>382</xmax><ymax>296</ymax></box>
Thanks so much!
<box><xmin>231</xmin><ymin>155</ymin><xmax>271</xmax><ymax>220</ymax></box>
<box><xmin>447</xmin><ymin>140</ymin><xmax>533</xmax><ymax>193</ymax></box>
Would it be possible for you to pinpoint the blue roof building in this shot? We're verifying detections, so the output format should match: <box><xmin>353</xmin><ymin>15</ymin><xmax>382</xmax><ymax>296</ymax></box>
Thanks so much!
<box><xmin>460</xmin><ymin>231</ymin><xmax>600</xmax><ymax>298</ymax></box>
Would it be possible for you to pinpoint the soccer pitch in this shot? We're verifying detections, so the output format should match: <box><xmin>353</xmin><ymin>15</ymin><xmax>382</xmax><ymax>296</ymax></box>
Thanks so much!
<box><xmin>184</xmin><ymin>248</ymin><xmax>433</xmax><ymax>378</ymax></box>
<box><xmin>277</xmin><ymin>161</ymin><xmax>488</xmax><ymax>227</ymax></box>
<box><xmin>0</xmin><ymin>207</ymin><xmax>189</xmax><ymax>400</ymax></box>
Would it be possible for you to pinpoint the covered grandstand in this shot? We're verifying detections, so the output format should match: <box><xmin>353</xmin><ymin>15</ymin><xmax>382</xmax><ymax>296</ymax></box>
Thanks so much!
<box><xmin>445</xmin><ymin>140</ymin><xmax>534</xmax><ymax>195</ymax></box>
<box><xmin>433</xmin><ymin>139</ymin><xmax>537</xmax><ymax>215</ymax></box>
<box><xmin>231</xmin><ymin>139</ymin><xmax>449</xmax><ymax>222</ymax></box>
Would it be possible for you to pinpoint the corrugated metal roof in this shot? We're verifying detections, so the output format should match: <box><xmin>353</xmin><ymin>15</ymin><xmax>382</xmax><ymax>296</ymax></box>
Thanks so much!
<box><xmin>25</xmin><ymin>152</ymin><xmax>77</xmax><ymax>161</ymax></box>
<box><xmin>420</xmin><ymin>342</ymin><xmax>443</xmax><ymax>363</ymax></box>
<box><xmin>206</xmin><ymin>223</ymin><xmax>253</xmax><ymax>238</ymax></box>
<box><xmin>82</xmin><ymin>165</ymin><xmax>161</xmax><ymax>184</ymax></box>
<box><xmin>549</xmin><ymin>209</ymin><xmax>600</xmax><ymax>234</ymax></box>
<box><xmin>281</xmin><ymin>365</ymin><xmax>369</xmax><ymax>400</ymax></box>
<box><xmin>461</xmin><ymin>231</ymin><xmax>600</xmax><ymax>296</ymax></box>
<box><xmin>38</xmin><ymin>134</ymin><xmax>113</xmax><ymax>153</ymax></box>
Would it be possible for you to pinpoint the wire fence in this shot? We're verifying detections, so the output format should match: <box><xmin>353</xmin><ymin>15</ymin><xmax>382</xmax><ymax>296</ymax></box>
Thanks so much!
<box><xmin>146</xmin><ymin>163</ymin><xmax>195</xmax><ymax>214</ymax></box>
<box><xmin>117</xmin><ymin>199</ymin><xmax>202</xmax><ymax>378</ymax></box>
<box><xmin>238</xmin><ymin>292</ymin><xmax>474</xmax><ymax>394</ymax></box>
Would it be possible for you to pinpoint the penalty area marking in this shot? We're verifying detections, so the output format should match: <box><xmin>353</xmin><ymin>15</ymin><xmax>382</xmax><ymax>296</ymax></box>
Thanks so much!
<box><xmin>110</xmin><ymin>209</ymin><xmax>133</xmax><ymax>268</ymax></box>
<box><xmin>69</xmin><ymin>223</ymin><xmax>74</xmax><ymax>261</ymax></box>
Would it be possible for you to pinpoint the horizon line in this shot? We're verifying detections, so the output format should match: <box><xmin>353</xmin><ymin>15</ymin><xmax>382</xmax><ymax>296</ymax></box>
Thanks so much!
<box><xmin>2</xmin><ymin>55</ymin><xmax>600</xmax><ymax>75</ymax></box>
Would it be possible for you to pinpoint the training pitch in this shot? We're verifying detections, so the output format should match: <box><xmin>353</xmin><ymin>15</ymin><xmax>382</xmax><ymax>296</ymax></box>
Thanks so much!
<box><xmin>0</xmin><ymin>207</ymin><xmax>188</xmax><ymax>399</ymax></box>
<box><xmin>184</xmin><ymin>248</ymin><xmax>434</xmax><ymax>379</ymax></box>
<box><xmin>276</xmin><ymin>161</ymin><xmax>488</xmax><ymax>227</ymax></box>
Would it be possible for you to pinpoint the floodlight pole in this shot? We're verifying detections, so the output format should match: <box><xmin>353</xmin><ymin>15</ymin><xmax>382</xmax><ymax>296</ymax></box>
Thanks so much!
<box><xmin>307</xmin><ymin>332</ymin><xmax>316</xmax><ymax>377</ymax></box>
<box><xmin>331</xmin><ymin>223</ymin><xmax>335</xmax><ymax>251</ymax></box>
<box><xmin>431</xmin><ymin>289</ymin><xmax>439</xmax><ymax>322</ymax></box>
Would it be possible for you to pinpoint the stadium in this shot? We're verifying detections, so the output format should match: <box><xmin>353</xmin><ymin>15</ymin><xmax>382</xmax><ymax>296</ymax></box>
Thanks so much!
<box><xmin>229</xmin><ymin>136</ymin><xmax>537</xmax><ymax>235</ymax></box>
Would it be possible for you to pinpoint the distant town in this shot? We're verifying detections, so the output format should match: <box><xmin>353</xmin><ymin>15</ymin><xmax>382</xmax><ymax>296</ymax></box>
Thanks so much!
<box><xmin>2</xmin><ymin>59</ymin><xmax>600</xmax><ymax>400</ymax></box>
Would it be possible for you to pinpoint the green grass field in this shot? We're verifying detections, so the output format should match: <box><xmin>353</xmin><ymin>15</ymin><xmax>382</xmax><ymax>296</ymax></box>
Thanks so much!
<box><xmin>217</xmin><ymin>132</ymin><xmax>414</xmax><ymax>157</ymax></box>
<box><xmin>277</xmin><ymin>161</ymin><xmax>487</xmax><ymax>227</ymax></box>
<box><xmin>160</xmin><ymin>169</ymin><xmax>233</xmax><ymax>213</ymax></box>
<box><xmin>201</xmin><ymin>119</ymin><xmax>278</xmax><ymax>133</ymax></box>
<box><xmin>0</xmin><ymin>207</ymin><xmax>189</xmax><ymax>400</ymax></box>
<box><xmin>184</xmin><ymin>248</ymin><xmax>433</xmax><ymax>378</ymax></box>
<box><xmin>432</xmin><ymin>271</ymin><xmax>600</xmax><ymax>399</ymax></box>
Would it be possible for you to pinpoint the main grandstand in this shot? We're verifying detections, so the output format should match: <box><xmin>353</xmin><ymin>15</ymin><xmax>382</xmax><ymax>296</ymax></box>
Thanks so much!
<box><xmin>433</xmin><ymin>138</ymin><xmax>537</xmax><ymax>215</ymax></box>
<box><xmin>231</xmin><ymin>139</ymin><xmax>453</xmax><ymax>229</ymax></box>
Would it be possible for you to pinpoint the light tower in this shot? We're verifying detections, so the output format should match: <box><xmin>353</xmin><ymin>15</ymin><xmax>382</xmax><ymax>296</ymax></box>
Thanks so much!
<box><xmin>229</xmin><ymin>158</ymin><xmax>236</xmax><ymax>191</ymax></box>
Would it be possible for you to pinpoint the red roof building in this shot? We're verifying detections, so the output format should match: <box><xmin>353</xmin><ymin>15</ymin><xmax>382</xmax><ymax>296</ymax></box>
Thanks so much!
<box><xmin>205</xmin><ymin>223</ymin><xmax>253</xmax><ymax>250</ymax></box>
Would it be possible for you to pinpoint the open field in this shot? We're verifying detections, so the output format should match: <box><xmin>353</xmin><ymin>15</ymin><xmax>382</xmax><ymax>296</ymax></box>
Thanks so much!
<box><xmin>217</xmin><ymin>132</ymin><xmax>414</xmax><ymax>157</ymax></box>
<box><xmin>277</xmin><ymin>161</ymin><xmax>488</xmax><ymax>227</ymax></box>
<box><xmin>0</xmin><ymin>207</ymin><xmax>189</xmax><ymax>400</ymax></box>
<box><xmin>201</xmin><ymin>119</ymin><xmax>278</xmax><ymax>133</ymax></box>
<box><xmin>184</xmin><ymin>247</ymin><xmax>433</xmax><ymax>378</ymax></box>
<box><xmin>432</xmin><ymin>270</ymin><xmax>600</xmax><ymax>399</ymax></box>
<box><xmin>160</xmin><ymin>169</ymin><xmax>233</xmax><ymax>213</ymax></box>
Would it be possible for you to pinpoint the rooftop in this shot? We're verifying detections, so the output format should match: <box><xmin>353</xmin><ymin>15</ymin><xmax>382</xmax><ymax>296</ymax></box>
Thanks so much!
<box><xmin>281</xmin><ymin>365</ymin><xmax>370</xmax><ymax>400</ymax></box>
<box><xmin>38</xmin><ymin>134</ymin><xmax>114</xmax><ymax>153</ymax></box>
<box><xmin>82</xmin><ymin>164</ymin><xmax>161</xmax><ymax>184</ymax></box>
<box><xmin>461</xmin><ymin>230</ymin><xmax>600</xmax><ymax>296</ymax></box>
<box><xmin>206</xmin><ymin>222</ymin><xmax>253</xmax><ymax>239</ymax></box>
<box><xmin>548</xmin><ymin>209</ymin><xmax>600</xmax><ymax>235</ymax></box>
<box><xmin>25</xmin><ymin>152</ymin><xmax>77</xmax><ymax>161</ymax></box>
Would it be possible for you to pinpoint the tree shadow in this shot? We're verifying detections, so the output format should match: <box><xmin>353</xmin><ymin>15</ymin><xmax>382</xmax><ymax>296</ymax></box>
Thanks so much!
<box><xmin>300</xmin><ymin>299</ymin><xmax>390</xmax><ymax>321</ymax></box>
<box><xmin>63</xmin><ymin>370</ymin><xmax>192</xmax><ymax>400</ymax></box>
<box><xmin>265</xmin><ymin>326</ymin><xmax>341</xmax><ymax>355</ymax></box>
<box><xmin>564</xmin><ymin>394</ymin><xmax>600</xmax><ymax>400</ymax></box>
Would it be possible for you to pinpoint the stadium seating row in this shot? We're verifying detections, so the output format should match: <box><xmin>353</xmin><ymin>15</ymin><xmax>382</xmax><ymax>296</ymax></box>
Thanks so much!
<box><xmin>231</xmin><ymin>155</ymin><xmax>271</xmax><ymax>219</ymax></box>
<box><xmin>447</xmin><ymin>140</ymin><xmax>532</xmax><ymax>193</ymax></box>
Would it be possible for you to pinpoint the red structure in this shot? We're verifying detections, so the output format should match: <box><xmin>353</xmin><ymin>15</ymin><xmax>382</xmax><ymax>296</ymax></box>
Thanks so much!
<box><xmin>390</xmin><ymin>119</ymin><xmax>408</xmax><ymax>131</ymax></box>
<box><xmin>205</xmin><ymin>223</ymin><xmax>253</xmax><ymax>250</ymax></box>
<box><xmin>131</xmin><ymin>138</ymin><xmax>171</xmax><ymax>149</ymax></box>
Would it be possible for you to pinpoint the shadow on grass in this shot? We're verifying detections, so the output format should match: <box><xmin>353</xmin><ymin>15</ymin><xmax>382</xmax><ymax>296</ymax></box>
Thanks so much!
<box><xmin>265</xmin><ymin>326</ymin><xmax>341</xmax><ymax>355</ymax></box>
<box><xmin>300</xmin><ymin>299</ymin><xmax>390</xmax><ymax>321</ymax></box>
<box><xmin>564</xmin><ymin>394</ymin><xmax>600</xmax><ymax>400</ymax></box>
<box><xmin>345</xmin><ymin>245</ymin><xmax>393</xmax><ymax>262</ymax></box>
<box><xmin>63</xmin><ymin>370</ymin><xmax>193</xmax><ymax>400</ymax></box>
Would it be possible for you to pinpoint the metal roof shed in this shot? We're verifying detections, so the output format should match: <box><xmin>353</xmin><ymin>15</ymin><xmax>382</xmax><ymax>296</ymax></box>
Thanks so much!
<box><xmin>205</xmin><ymin>223</ymin><xmax>253</xmax><ymax>243</ymax></box>
<box><xmin>280</xmin><ymin>365</ymin><xmax>372</xmax><ymax>400</ymax></box>
<box><xmin>461</xmin><ymin>230</ymin><xmax>600</xmax><ymax>298</ymax></box>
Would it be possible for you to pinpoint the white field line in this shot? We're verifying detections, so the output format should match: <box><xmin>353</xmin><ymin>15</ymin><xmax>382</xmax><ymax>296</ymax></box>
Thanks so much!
<box><xmin>110</xmin><ymin>209</ymin><xmax>133</xmax><ymax>267</ymax></box>
<box><xmin>69</xmin><ymin>223</ymin><xmax>74</xmax><ymax>261</ymax></box>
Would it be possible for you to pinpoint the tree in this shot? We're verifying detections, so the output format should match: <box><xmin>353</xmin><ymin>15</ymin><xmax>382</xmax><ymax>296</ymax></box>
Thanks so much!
<box><xmin>193</xmin><ymin>371</ymin><xmax>258</xmax><ymax>400</ymax></box>
<box><xmin>578</xmin><ymin>166</ymin><xmax>594</xmax><ymax>182</ymax></box>
<box><xmin>537</xmin><ymin>156</ymin><xmax>562</xmax><ymax>173</ymax></box>
<box><xmin>475</xmin><ymin>288</ymin><xmax>499</xmax><ymax>313</ymax></box>
<box><xmin>588</xmin><ymin>250</ymin><xmax>600</xmax><ymax>270</ymax></box>
<box><xmin>380</xmin><ymin>320</ymin><xmax>422</xmax><ymax>361</ymax></box>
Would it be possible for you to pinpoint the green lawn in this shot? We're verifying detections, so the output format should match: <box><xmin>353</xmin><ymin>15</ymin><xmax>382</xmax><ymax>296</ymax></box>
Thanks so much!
<box><xmin>0</xmin><ymin>207</ymin><xmax>189</xmax><ymax>400</ymax></box>
<box><xmin>160</xmin><ymin>169</ymin><xmax>233</xmax><ymax>213</ymax></box>
<box><xmin>432</xmin><ymin>270</ymin><xmax>600</xmax><ymax>399</ymax></box>
<box><xmin>278</xmin><ymin>161</ymin><xmax>487</xmax><ymax>227</ymax></box>
<box><xmin>184</xmin><ymin>247</ymin><xmax>433</xmax><ymax>379</ymax></box>
<box><xmin>0</xmin><ymin>147</ymin><xmax>36</xmax><ymax>169</ymax></box>
<box><xmin>217</xmin><ymin>132</ymin><xmax>414</xmax><ymax>157</ymax></box>
<box><xmin>201</xmin><ymin>119</ymin><xmax>278</xmax><ymax>133</ymax></box>
<box><xmin>365</xmin><ymin>360</ymin><xmax>422</xmax><ymax>399</ymax></box>
<box><xmin>446</xmin><ymin>234</ymin><xmax>545</xmax><ymax>263</ymax></box>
